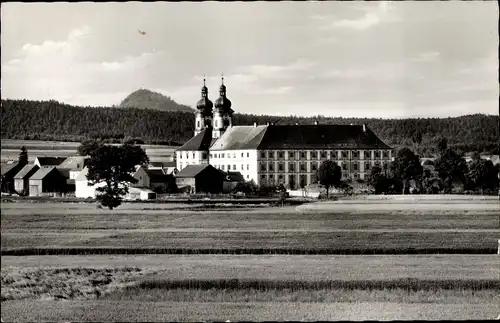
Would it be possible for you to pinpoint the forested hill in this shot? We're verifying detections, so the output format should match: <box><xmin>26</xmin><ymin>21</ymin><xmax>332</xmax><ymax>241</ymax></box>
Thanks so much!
<box><xmin>1</xmin><ymin>99</ymin><xmax>498</xmax><ymax>155</ymax></box>
<box><xmin>118</xmin><ymin>89</ymin><xmax>194</xmax><ymax>113</ymax></box>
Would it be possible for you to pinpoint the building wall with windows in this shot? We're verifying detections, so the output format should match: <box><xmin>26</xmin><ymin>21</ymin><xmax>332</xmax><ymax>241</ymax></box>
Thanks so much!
<box><xmin>209</xmin><ymin>149</ymin><xmax>259</xmax><ymax>183</ymax></box>
<box><xmin>176</xmin><ymin>150</ymin><xmax>209</xmax><ymax>171</ymax></box>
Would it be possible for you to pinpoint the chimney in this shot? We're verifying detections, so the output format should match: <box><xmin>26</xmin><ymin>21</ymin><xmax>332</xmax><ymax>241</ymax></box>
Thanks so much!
<box><xmin>363</xmin><ymin>124</ymin><xmax>366</xmax><ymax>132</ymax></box>
<box><xmin>253</xmin><ymin>122</ymin><xmax>257</xmax><ymax>127</ymax></box>
<box><xmin>314</xmin><ymin>121</ymin><xmax>318</xmax><ymax>125</ymax></box>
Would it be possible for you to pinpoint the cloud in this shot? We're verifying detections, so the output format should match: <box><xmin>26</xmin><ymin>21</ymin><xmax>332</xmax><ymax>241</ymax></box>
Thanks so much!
<box><xmin>322</xmin><ymin>1</ymin><xmax>393</xmax><ymax>30</ymax></box>
<box><xmin>1</xmin><ymin>25</ymin><xmax>164</xmax><ymax>106</ymax></box>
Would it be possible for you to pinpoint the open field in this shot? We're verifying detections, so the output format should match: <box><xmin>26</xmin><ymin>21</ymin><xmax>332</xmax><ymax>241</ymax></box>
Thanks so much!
<box><xmin>2</xmin><ymin>196</ymin><xmax>499</xmax><ymax>321</ymax></box>
<box><xmin>1</xmin><ymin>201</ymin><xmax>499</xmax><ymax>254</ymax></box>
<box><xmin>0</xmin><ymin>139</ymin><xmax>176</xmax><ymax>162</ymax></box>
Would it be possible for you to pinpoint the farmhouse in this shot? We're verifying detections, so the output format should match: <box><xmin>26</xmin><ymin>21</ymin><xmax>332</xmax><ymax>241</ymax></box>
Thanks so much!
<box><xmin>175</xmin><ymin>164</ymin><xmax>224</xmax><ymax>194</ymax></box>
<box><xmin>130</xmin><ymin>165</ymin><xmax>150</xmax><ymax>188</ymax></box>
<box><xmin>176</xmin><ymin>78</ymin><xmax>392</xmax><ymax>188</ymax></box>
<box><xmin>13</xmin><ymin>164</ymin><xmax>39</xmax><ymax>194</ymax></box>
<box><xmin>29</xmin><ymin>166</ymin><xmax>67</xmax><ymax>197</ymax></box>
<box><xmin>56</xmin><ymin>156</ymin><xmax>90</xmax><ymax>192</ymax></box>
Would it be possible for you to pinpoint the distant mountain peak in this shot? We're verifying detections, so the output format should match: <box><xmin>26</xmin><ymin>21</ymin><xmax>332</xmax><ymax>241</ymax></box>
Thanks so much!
<box><xmin>119</xmin><ymin>89</ymin><xmax>195</xmax><ymax>113</ymax></box>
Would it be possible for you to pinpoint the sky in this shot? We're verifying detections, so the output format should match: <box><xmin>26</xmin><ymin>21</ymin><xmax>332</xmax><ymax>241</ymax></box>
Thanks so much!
<box><xmin>1</xmin><ymin>1</ymin><xmax>498</xmax><ymax>118</ymax></box>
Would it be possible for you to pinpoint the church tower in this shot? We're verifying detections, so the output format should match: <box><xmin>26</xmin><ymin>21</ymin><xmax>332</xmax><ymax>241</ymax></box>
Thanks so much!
<box><xmin>212</xmin><ymin>74</ymin><xmax>234</xmax><ymax>139</ymax></box>
<box><xmin>194</xmin><ymin>77</ymin><xmax>214</xmax><ymax>137</ymax></box>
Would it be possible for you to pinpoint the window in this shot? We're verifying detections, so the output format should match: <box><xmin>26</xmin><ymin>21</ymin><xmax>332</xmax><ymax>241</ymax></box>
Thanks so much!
<box><xmin>227</xmin><ymin>165</ymin><xmax>230</xmax><ymax>170</ymax></box>
<box><xmin>185</xmin><ymin>152</ymin><xmax>188</xmax><ymax>159</ymax></box>
<box><xmin>260</xmin><ymin>163</ymin><xmax>267</xmax><ymax>172</ymax></box>
<box><xmin>197</xmin><ymin>121</ymin><xmax>201</xmax><ymax>128</ymax></box>
<box><xmin>247</xmin><ymin>164</ymin><xmax>249</xmax><ymax>170</ymax></box>
<box><xmin>342</xmin><ymin>151</ymin><xmax>348</xmax><ymax>159</ymax></box>
<box><xmin>209</xmin><ymin>153</ymin><xmax>213</xmax><ymax>158</ymax></box>
<box><xmin>269</xmin><ymin>162</ymin><xmax>274</xmax><ymax>172</ymax></box>
<box><xmin>300</xmin><ymin>162</ymin><xmax>306</xmax><ymax>172</ymax></box>
<box><xmin>320</xmin><ymin>151</ymin><xmax>327</xmax><ymax>159</ymax></box>
<box><xmin>222</xmin><ymin>165</ymin><xmax>225</xmax><ymax>170</ymax></box>
<box><xmin>342</xmin><ymin>164</ymin><xmax>347</xmax><ymax>171</ymax></box>
<box><xmin>233</xmin><ymin>153</ymin><xmax>236</xmax><ymax>158</ymax></box>
<box><xmin>278</xmin><ymin>174</ymin><xmax>284</xmax><ymax>183</ymax></box>
<box><xmin>365</xmin><ymin>162</ymin><xmax>370</xmax><ymax>171</ymax></box>
<box><xmin>300</xmin><ymin>151</ymin><xmax>306</xmax><ymax>159</ymax></box>
<box><xmin>241</xmin><ymin>153</ymin><xmax>244</xmax><ymax>158</ymax></box>
<box><xmin>375</xmin><ymin>151</ymin><xmax>380</xmax><ymax>159</ymax></box>
<box><xmin>261</xmin><ymin>151</ymin><xmax>266</xmax><ymax>159</ymax></box>
<box><xmin>278</xmin><ymin>151</ymin><xmax>284</xmax><ymax>159</ymax></box>
<box><xmin>383</xmin><ymin>151</ymin><xmax>389</xmax><ymax>159</ymax></box>
<box><xmin>180</xmin><ymin>163</ymin><xmax>183</xmax><ymax>169</ymax></box>
<box><xmin>241</xmin><ymin>164</ymin><xmax>244</xmax><ymax>170</ymax></box>
<box><xmin>365</xmin><ymin>151</ymin><xmax>371</xmax><ymax>159</ymax></box>
<box><xmin>247</xmin><ymin>152</ymin><xmax>250</xmax><ymax>158</ymax></box>
<box><xmin>202</xmin><ymin>153</ymin><xmax>207</xmax><ymax>159</ymax></box>
<box><xmin>247</xmin><ymin>175</ymin><xmax>249</xmax><ymax>179</ymax></box>
<box><xmin>352</xmin><ymin>151</ymin><xmax>358</xmax><ymax>159</ymax></box>
<box><xmin>311</xmin><ymin>162</ymin><xmax>318</xmax><ymax>172</ymax></box>
<box><xmin>278</xmin><ymin>163</ymin><xmax>284</xmax><ymax>172</ymax></box>
<box><xmin>261</xmin><ymin>174</ymin><xmax>266</xmax><ymax>181</ymax></box>
<box><xmin>222</xmin><ymin>153</ymin><xmax>225</xmax><ymax>158</ymax></box>
<box><xmin>268</xmin><ymin>151</ymin><xmax>275</xmax><ymax>159</ymax></box>
<box><xmin>288</xmin><ymin>151</ymin><xmax>295</xmax><ymax>159</ymax></box>
<box><xmin>331</xmin><ymin>151</ymin><xmax>337</xmax><ymax>160</ymax></box>
<box><xmin>311</xmin><ymin>151</ymin><xmax>318</xmax><ymax>159</ymax></box>
<box><xmin>353</xmin><ymin>163</ymin><xmax>358</xmax><ymax>171</ymax></box>
<box><xmin>289</xmin><ymin>162</ymin><xmax>295</xmax><ymax>172</ymax></box>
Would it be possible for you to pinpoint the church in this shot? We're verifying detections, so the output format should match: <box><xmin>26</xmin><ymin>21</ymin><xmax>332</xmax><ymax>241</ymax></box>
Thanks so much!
<box><xmin>175</xmin><ymin>77</ymin><xmax>393</xmax><ymax>189</ymax></box>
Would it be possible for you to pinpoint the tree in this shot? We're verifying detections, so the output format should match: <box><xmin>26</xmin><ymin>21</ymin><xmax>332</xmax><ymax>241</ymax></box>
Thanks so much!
<box><xmin>434</xmin><ymin>149</ymin><xmax>468</xmax><ymax>193</ymax></box>
<box><xmin>435</xmin><ymin>137</ymin><xmax>448</xmax><ymax>154</ymax></box>
<box><xmin>467</xmin><ymin>159</ymin><xmax>498</xmax><ymax>194</ymax></box>
<box><xmin>18</xmin><ymin>146</ymin><xmax>28</xmax><ymax>165</ymax></box>
<box><xmin>412</xmin><ymin>131</ymin><xmax>423</xmax><ymax>154</ymax></box>
<box><xmin>86</xmin><ymin>143</ymin><xmax>149</xmax><ymax>210</ymax></box>
<box><xmin>78</xmin><ymin>140</ymin><xmax>102</xmax><ymax>156</ymax></box>
<box><xmin>316</xmin><ymin>160</ymin><xmax>342</xmax><ymax>198</ymax></box>
<box><xmin>391</xmin><ymin>148</ymin><xmax>423</xmax><ymax>194</ymax></box>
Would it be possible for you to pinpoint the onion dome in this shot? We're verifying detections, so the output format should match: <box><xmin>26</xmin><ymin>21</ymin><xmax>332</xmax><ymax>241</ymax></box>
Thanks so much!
<box><xmin>214</xmin><ymin>76</ymin><xmax>234</xmax><ymax>114</ymax></box>
<box><xmin>196</xmin><ymin>78</ymin><xmax>213</xmax><ymax>116</ymax></box>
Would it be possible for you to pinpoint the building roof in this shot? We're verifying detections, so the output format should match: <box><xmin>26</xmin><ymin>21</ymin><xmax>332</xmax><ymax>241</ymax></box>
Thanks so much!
<box><xmin>176</xmin><ymin>128</ymin><xmax>214</xmax><ymax>151</ymax></box>
<box><xmin>175</xmin><ymin>164</ymin><xmax>213</xmax><ymax>178</ymax></box>
<box><xmin>1</xmin><ymin>162</ymin><xmax>20</xmax><ymax>176</ymax></box>
<box><xmin>163</xmin><ymin>167</ymin><xmax>178</xmax><ymax>175</ymax></box>
<box><xmin>210</xmin><ymin>124</ymin><xmax>391</xmax><ymax>151</ymax></box>
<box><xmin>13</xmin><ymin>164</ymin><xmax>39</xmax><ymax>179</ymax></box>
<box><xmin>75</xmin><ymin>167</ymin><xmax>89</xmax><ymax>181</ymax></box>
<box><xmin>57</xmin><ymin>156</ymin><xmax>89</xmax><ymax>171</ymax></box>
<box><xmin>210</xmin><ymin>125</ymin><xmax>268</xmax><ymax>151</ymax></box>
<box><xmin>223</xmin><ymin>171</ymin><xmax>245</xmax><ymax>182</ymax></box>
<box><xmin>29</xmin><ymin>166</ymin><xmax>57</xmax><ymax>181</ymax></box>
<box><xmin>146</xmin><ymin>168</ymin><xmax>170</xmax><ymax>183</ymax></box>
<box><xmin>35</xmin><ymin>157</ymin><xmax>67</xmax><ymax>166</ymax></box>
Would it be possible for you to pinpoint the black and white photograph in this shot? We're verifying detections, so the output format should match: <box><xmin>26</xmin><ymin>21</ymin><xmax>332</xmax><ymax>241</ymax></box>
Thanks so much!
<box><xmin>1</xmin><ymin>1</ymin><xmax>499</xmax><ymax>322</ymax></box>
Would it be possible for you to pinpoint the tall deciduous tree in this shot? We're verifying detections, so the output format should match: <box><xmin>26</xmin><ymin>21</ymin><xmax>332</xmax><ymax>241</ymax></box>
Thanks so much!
<box><xmin>316</xmin><ymin>160</ymin><xmax>342</xmax><ymax>198</ymax></box>
<box><xmin>391</xmin><ymin>148</ymin><xmax>423</xmax><ymax>194</ymax></box>
<box><xmin>467</xmin><ymin>159</ymin><xmax>498</xmax><ymax>194</ymax></box>
<box><xmin>412</xmin><ymin>131</ymin><xmax>423</xmax><ymax>154</ymax></box>
<box><xmin>86</xmin><ymin>143</ymin><xmax>149</xmax><ymax>210</ymax></box>
<box><xmin>434</xmin><ymin>149</ymin><xmax>468</xmax><ymax>193</ymax></box>
<box><xmin>18</xmin><ymin>146</ymin><xmax>28</xmax><ymax>165</ymax></box>
<box><xmin>77</xmin><ymin>140</ymin><xmax>102</xmax><ymax>156</ymax></box>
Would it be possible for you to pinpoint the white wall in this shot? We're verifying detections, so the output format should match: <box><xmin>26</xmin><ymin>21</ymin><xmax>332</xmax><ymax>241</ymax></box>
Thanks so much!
<box><xmin>75</xmin><ymin>180</ymin><xmax>106</xmax><ymax>199</ymax></box>
<box><xmin>209</xmin><ymin>149</ymin><xmax>258</xmax><ymax>184</ymax></box>
<box><xmin>176</xmin><ymin>150</ymin><xmax>209</xmax><ymax>171</ymax></box>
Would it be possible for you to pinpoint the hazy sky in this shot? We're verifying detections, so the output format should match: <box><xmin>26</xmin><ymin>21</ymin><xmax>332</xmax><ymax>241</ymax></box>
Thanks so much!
<box><xmin>1</xmin><ymin>2</ymin><xmax>498</xmax><ymax>118</ymax></box>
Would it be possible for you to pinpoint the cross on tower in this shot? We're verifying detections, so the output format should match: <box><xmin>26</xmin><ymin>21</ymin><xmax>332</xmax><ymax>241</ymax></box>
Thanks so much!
<box><xmin>221</xmin><ymin>72</ymin><xmax>224</xmax><ymax>85</ymax></box>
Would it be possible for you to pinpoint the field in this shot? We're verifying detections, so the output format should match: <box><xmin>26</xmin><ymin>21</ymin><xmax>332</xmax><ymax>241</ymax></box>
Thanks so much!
<box><xmin>1</xmin><ymin>196</ymin><xmax>499</xmax><ymax>321</ymax></box>
<box><xmin>0</xmin><ymin>139</ymin><xmax>176</xmax><ymax>163</ymax></box>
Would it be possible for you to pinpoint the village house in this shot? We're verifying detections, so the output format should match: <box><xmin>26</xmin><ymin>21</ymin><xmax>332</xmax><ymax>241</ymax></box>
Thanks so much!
<box><xmin>56</xmin><ymin>156</ymin><xmax>90</xmax><ymax>193</ymax></box>
<box><xmin>175</xmin><ymin>164</ymin><xmax>224</xmax><ymax>194</ymax></box>
<box><xmin>13</xmin><ymin>164</ymin><xmax>39</xmax><ymax>194</ymax></box>
<box><xmin>29</xmin><ymin>166</ymin><xmax>67</xmax><ymax>197</ymax></box>
<box><xmin>1</xmin><ymin>161</ymin><xmax>25</xmax><ymax>193</ymax></box>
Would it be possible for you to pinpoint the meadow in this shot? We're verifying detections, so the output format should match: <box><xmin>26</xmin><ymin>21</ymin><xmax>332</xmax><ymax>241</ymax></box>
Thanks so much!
<box><xmin>0</xmin><ymin>139</ymin><xmax>176</xmax><ymax>163</ymax></box>
<box><xmin>1</xmin><ymin>195</ymin><xmax>499</xmax><ymax>321</ymax></box>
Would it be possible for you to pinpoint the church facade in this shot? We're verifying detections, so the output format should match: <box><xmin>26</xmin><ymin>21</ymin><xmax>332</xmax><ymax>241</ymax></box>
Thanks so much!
<box><xmin>175</xmin><ymin>78</ymin><xmax>393</xmax><ymax>189</ymax></box>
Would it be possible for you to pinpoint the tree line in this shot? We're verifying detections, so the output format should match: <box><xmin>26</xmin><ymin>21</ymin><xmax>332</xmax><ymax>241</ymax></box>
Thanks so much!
<box><xmin>2</xmin><ymin>99</ymin><xmax>498</xmax><ymax>156</ymax></box>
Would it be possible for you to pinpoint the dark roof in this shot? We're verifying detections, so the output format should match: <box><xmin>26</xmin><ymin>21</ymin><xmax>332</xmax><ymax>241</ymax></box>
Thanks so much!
<box><xmin>30</xmin><ymin>166</ymin><xmax>57</xmax><ymax>180</ymax></box>
<box><xmin>148</xmin><ymin>161</ymin><xmax>176</xmax><ymax>168</ymax></box>
<box><xmin>175</xmin><ymin>164</ymin><xmax>215</xmax><ymax>178</ymax></box>
<box><xmin>35</xmin><ymin>157</ymin><xmax>67</xmax><ymax>166</ymax></box>
<box><xmin>211</xmin><ymin>124</ymin><xmax>391</xmax><ymax>150</ymax></box>
<box><xmin>57</xmin><ymin>156</ymin><xmax>89</xmax><ymax>171</ymax></box>
<box><xmin>176</xmin><ymin>128</ymin><xmax>214</xmax><ymax>151</ymax></box>
<box><xmin>1</xmin><ymin>162</ymin><xmax>20</xmax><ymax>177</ymax></box>
<box><xmin>146</xmin><ymin>168</ymin><xmax>170</xmax><ymax>182</ymax></box>
<box><xmin>223</xmin><ymin>171</ymin><xmax>245</xmax><ymax>182</ymax></box>
<box><xmin>13</xmin><ymin>164</ymin><xmax>39</xmax><ymax>179</ymax></box>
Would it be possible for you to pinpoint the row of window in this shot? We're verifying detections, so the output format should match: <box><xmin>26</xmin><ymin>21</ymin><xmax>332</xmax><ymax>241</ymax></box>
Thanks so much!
<box><xmin>211</xmin><ymin>152</ymin><xmax>251</xmax><ymax>159</ymax></box>
<box><xmin>259</xmin><ymin>150</ymin><xmax>390</xmax><ymax>160</ymax></box>
<box><xmin>178</xmin><ymin>152</ymin><xmax>208</xmax><ymax>160</ymax></box>
<box><xmin>259</xmin><ymin>161</ymin><xmax>387</xmax><ymax>173</ymax></box>
<box><xmin>213</xmin><ymin>164</ymin><xmax>251</xmax><ymax>172</ymax></box>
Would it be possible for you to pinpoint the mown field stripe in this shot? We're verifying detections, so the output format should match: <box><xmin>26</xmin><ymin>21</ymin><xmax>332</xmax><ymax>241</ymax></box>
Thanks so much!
<box><xmin>1</xmin><ymin>247</ymin><xmax>498</xmax><ymax>256</ymax></box>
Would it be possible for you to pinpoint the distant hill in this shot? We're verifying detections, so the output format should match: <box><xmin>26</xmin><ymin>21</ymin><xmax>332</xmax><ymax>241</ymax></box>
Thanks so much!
<box><xmin>118</xmin><ymin>89</ymin><xmax>195</xmax><ymax>113</ymax></box>
<box><xmin>1</xmin><ymin>98</ymin><xmax>498</xmax><ymax>156</ymax></box>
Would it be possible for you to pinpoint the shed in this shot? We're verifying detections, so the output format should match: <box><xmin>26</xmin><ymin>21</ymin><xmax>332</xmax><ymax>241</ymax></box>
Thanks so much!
<box><xmin>13</xmin><ymin>164</ymin><xmax>39</xmax><ymax>194</ymax></box>
<box><xmin>222</xmin><ymin>171</ymin><xmax>245</xmax><ymax>193</ymax></box>
<box><xmin>29</xmin><ymin>166</ymin><xmax>67</xmax><ymax>196</ymax></box>
<box><xmin>125</xmin><ymin>187</ymin><xmax>156</xmax><ymax>200</ymax></box>
<box><xmin>1</xmin><ymin>161</ymin><xmax>25</xmax><ymax>193</ymax></box>
<box><xmin>175</xmin><ymin>164</ymin><xmax>224</xmax><ymax>194</ymax></box>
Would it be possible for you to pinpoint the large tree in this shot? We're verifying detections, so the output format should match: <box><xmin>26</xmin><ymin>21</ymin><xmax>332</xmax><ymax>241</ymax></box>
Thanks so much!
<box><xmin>86</xmin><ymin>143</ymin><xmax>149</xmax><ymax>210</ymax></box>
<box><xmin>391</xmin><ymin>148</ymin><xmax>423</xmax><ymax>194</ymax></box>
<box><xmin>467</xmin><ymin>158</ymin><xmax>498</xmax><ymax>194</ymax></box>
<box><xmin>18</xmin><ymin>146</ymin><xmax>28</xmax><ymax>165</ymax></box>
<box><xmin>77</xmin><ymin>140</ymin><xmax>102</xmax><ymax>156</ymax></box>
<box><xmin>434</xmin><ymin>149</ymin><xmax>468</xmax><ymax>193</ymax></box>
<box><xmin>316</xmin><ymin>160</ymin><xmax>342</xmax><ymax>198</ymax></box>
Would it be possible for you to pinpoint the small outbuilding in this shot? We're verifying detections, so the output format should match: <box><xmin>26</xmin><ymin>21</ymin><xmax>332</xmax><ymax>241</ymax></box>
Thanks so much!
<box><xmin>13</xmin><ymin>164</ymin><xmax>39</xmax><ymax>194</ymax></box>
<box><xmin>175</xmin><ymin>164</ymin><xmax>224</xmax><ymax>194</ymax></box>
<box><xmin>29</xmin><ymin>166</ymin><xmax>67</xmax><ymax>197</ymax></box>
<box><xmin>125</xmin><ymin>187</ymin><xmax>156</xmax><ymax>200</ymax></box>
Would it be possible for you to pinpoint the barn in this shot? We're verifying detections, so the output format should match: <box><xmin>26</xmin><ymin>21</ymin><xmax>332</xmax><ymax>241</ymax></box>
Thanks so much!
<box><xmin>175</xmin><ymin>164</ymin><xmax>224</xmax><ymax>194</ymax></box>
<box><xmin>13</xmin><ymin>164</ymin><xmax>39</xmax><ymax>195</ymax></box>
<box><xmin>29</xmin><ymin>166</ymin><xmax>67</xmax><ymax>197</ymax></box>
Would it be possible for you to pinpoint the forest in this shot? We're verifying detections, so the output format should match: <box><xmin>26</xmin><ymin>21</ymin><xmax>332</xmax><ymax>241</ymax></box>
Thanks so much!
<box><xmin>1</xmin><ymin>99</ymin><xmax>498</xmax><ymax>156</ymax></box>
